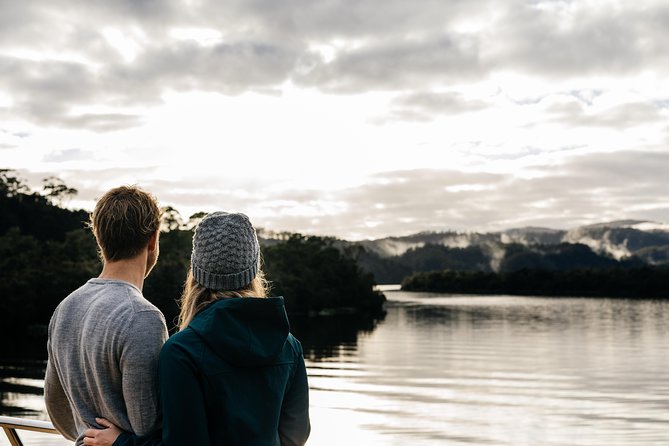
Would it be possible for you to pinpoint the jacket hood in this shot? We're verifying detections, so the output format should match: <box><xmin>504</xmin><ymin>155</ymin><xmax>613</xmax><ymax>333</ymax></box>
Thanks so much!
<box><xmin>188</xmin><ymin>297</ymin><xmax>290</xmax><ymax>366</ymax></box>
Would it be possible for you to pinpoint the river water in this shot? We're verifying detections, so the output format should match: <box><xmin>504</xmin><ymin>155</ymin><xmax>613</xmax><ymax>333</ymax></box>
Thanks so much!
<box><xmin>2</xmin><ymin>289</ymin><xmax>669</xmax><ymax>445</ymax></box>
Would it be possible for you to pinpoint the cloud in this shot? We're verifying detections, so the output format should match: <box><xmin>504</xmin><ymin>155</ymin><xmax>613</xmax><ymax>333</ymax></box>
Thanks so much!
<box><xmin>43</xmin><ymin>149</ymin><xmax>95</xmax><ymax>163</ymax></box>
<box><xmin>13</xmin><ymin>148</ymin><xmax>668</xmax><ymax>240</ymax></box>
<box><xmin>380</xmin><ymin>91</ymin><xmax>490</xmax><ymax>122</ymax></box>
<box><xmin>240</xmin><ymin>150</ymin><xmax>669</xmax><ymax>239</ymax></box>
<box><xmin>2</xmin><ymin>0</ymin><xmax>669</xmax><ymax>130</ymax></box>
<box><xmin>20</xmin><ymin>166</ymin><xmax>164</xmax><ymax>203</ymax></box>
<box><xmin>65</xmin><ymin>113</ymin><xmax>144</xmax><ymax>132</ymax></box>
<box><xmin>0</xmin><ymin>56</ymin><xmax>145</xmax><ymax>131</ymax></box>
<box><xmin>0</xmin><ymin>1</ymin><xmax>304</xmax><ymax>130</ymax></box>
<box><xmin>0</xmin><ymin>127</ymin><xmax>28</xmax><ymax>149</ymax></box>
<box><xmin>293</xmin><ymin>1</ymin><xmax>669</xmax><ymax>93</ymax></box>
<box><xmin>295</xmin><ymin>33</ymin><xmax>486</xmax><ymax>92</ymax></box>
<box><xmin>0</xmin><ymin>57</ymin><xmax>96</xmax><ymax>103</ymax></box>
<box><xmin>181</xmin><ymin>0</ymin><xmax>502</xmax><ymax>42</ymax></box>
<box><xmin>491</xmin><ymin>2</ymin><xmax>669</xmax><ymax>78</ymax></box>
<box><xmin>1</xmin><ymin>38</ymin><xmax>296</xmax><ymax>129</ymax></box>
<box><xmin>109</xmin><ymin>40</ymin><xmax>301</xmax><ymax>97</ymax></box>
<box><xmin>543</xmin><ymin>98</ymin><xmax>665</xmax><ymax>129</ymax></box>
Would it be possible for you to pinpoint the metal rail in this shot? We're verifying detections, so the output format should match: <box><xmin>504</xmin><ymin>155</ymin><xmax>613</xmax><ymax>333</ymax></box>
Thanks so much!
<box><xmin>0</xmin><ymin>416</ymin><xmax>59</xmax><ymax>446</ymax></box>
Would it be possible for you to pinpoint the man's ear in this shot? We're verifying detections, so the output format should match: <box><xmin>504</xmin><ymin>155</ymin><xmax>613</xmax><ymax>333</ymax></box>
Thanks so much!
<box><xmin>147</xmin><ymin>230</ymin><xmax>159</xmax><ymax>252</ymax></box>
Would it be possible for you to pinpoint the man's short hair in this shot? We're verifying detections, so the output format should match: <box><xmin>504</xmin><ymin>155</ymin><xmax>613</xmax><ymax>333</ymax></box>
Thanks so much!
<box><xmin>90</xmin><ymin>186</ymin><xmax>161</xmax><ymax>261</ymax></box>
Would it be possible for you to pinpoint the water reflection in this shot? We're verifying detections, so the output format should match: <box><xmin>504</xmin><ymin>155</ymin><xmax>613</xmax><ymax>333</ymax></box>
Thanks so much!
<box><xmin>0</xmin><ymin>360</ymin><xmax>46</xmax><ymax>417</ymax></box>
<box><xmin>290</xmin><ymin>311</ymin><xmax>386</xmax><ymax>360</ymax></box>
<box><xmin>3</xmin><ymin>292</ymin><xmax>669</xmax><ymax>446</ymax></box>
<box><xmin>306</xmin><ymin>292</ymin><xmax>669</xmax><ymax>445</ymax></box>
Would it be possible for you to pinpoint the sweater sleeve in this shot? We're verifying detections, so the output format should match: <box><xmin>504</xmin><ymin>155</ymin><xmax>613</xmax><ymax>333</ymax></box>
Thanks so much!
<box><xmin>279</xmin><ymin>339</ymin><xmax>311</xmax><ymax>446</ymax></box>
<box><xmin>44</xmin><ymin>314</ymin><xmax>78</xmax><ymax>441</ymax></box>
<box><xmin>44</xmin><ymin>357</ymin><xmax>78</xmax><ymax>441</ymax></box>
<box><xmin>119</xmin><ymin>309</ymin><xmax>168</xmax><ymax>436</ymax></box>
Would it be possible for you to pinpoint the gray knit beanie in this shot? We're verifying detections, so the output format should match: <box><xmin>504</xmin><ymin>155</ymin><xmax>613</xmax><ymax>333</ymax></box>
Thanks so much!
<box><xmin>191</xmin><ymin>212</ymin><xmax>260</xmax><ymax>290</ymax></box>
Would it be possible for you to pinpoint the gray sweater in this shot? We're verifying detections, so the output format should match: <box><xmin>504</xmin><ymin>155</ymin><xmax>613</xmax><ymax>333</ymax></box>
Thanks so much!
<box><xmin>45</xmin><ymin>278</ymin><xmax>168</xmax><ymax>445</ymax></box>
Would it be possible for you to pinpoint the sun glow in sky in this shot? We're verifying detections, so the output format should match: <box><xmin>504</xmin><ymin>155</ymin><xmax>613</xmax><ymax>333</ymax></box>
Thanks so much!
<box><xmin>2</xmin><ymin>0</ymin><xmax>669</xmax><ymax>240</ymax></box>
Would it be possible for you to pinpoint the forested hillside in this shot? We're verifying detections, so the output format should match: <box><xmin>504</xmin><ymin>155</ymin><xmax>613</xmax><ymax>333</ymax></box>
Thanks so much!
<box><xmin>0</xmin><ymin>170</ymin><xmax>385</xmax><ymax>357</ymax></box>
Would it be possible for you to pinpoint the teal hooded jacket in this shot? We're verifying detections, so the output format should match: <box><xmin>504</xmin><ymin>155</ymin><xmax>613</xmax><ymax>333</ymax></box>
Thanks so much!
<box><xmin>113</xmin><ymin>297</ymin><xmax>310</xmax><ymax>446</ymax></box>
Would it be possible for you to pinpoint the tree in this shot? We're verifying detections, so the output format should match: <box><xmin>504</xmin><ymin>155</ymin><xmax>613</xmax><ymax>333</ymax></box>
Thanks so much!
<box><xmin>144</xmin><ymin>228</ymin><xmax>193</xmax><ymax>331</ymax></box>
<box><xmin>0</xmin><ymin>169</ymin><xmax>29</xmax><ymax>197</ymax></box>
<box><xmin>263</xmin><ymin>234</ymin><xmax>386</xmax><ymax>314</ymax></box>
<box><xmin>186</xmin><ymin>212</ymin><xmax>208</xmax><ymax>230</ymax></box>
<box><xmin>161</xmin><ymin>206</ymin><xmax>184</xmax><ymax>232</ymax></box>
<box><xmin>41</xmin><ymin>176</ymin><xmax>78</xmax><ymax>206</ymax></box>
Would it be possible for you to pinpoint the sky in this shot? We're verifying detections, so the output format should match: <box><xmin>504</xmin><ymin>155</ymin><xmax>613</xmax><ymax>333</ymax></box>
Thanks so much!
<box><xmin>1</xmin><ymin>0</ymin><xmax>669</xmax><ymax>241</ymax></box>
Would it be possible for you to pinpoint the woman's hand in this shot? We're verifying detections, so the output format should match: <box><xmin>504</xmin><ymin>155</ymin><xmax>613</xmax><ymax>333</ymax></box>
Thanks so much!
<box><xmin>83</xmin><ymin>418</ymin><xmax>124</xmax><ymax>446</ymax></box>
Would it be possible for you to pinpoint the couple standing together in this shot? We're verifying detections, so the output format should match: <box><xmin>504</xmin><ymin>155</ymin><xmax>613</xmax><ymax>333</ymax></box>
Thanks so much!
<box><xmin>44</xmin><ymin>186</ymin><xmax>311</xmax><ymax>446</ymax></box>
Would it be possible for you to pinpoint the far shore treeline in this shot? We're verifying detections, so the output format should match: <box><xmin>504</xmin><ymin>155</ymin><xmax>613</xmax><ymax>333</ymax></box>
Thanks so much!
<box><xmin>402</xmin><ymin>268</ymin><xmax>669</xmax><ymax>298</ymax></box>
<box><xmin>0</xmin><ymin>170</ymin><xmax>385</xmax><ymax>353</ymax></box>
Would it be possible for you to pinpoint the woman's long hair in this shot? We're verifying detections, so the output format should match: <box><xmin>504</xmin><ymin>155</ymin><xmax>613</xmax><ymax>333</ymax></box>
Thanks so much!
<box><xmin>177</xmin><ymin>262</ymin><xmax>270</xmax><ymax>331</ymax></box>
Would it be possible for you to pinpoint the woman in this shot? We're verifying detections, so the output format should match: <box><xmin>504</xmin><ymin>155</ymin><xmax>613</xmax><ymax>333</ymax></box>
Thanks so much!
<box><xmin>83</xmin><ymin>212</ymin><xmax>311</xmax><ymax>446</ymax></box>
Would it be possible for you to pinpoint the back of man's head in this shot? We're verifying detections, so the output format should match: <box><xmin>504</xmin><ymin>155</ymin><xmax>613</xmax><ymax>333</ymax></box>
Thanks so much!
<box><xmin>90</xmin><ymin>186</ymin><xmax>161</xmax><ymax>262</ymax></box>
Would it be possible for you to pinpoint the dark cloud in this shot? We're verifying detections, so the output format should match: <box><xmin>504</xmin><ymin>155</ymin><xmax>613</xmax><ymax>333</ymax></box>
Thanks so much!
<box><xmin>0</xmin><ymin>56</ymin><xmax>143</xmax><ymax>130</ymax></box>
<box><xmin>0</xmin><ymin>57</ymin><xmax>96</xmax><ymax>103</ymax></box>
<box><xmin>109</xmin><ymin>40</ymin><xmax>301</xmax><ymax>97</ymax></box>
<box><xmin>490</xmin><ymin>7</ymin><xmax>650</xmax><ymax>77</ymax></box>
<box><xmin>2</xmin><ymin>0</ymin><xmax>669</xmax><ymax>129</ymax></box>
<box><xmin>0</xmin><ymin>0</ymin><xmax>302</xmax><ymax>130</ymax></box>
<box><xmin>184</xmin><ymin>0</ymin><xmax>501</xmax><ymax>41</ymax></box>
<box><xmin>295</xmin><ymin>33</ymin><xmax>485</xmax><ymax>92</ymax></box>
<box><xmin>0</xmin><ymin>37</ymin><xmax>295</xmax><ymax>126</ymax></box>
<box><xmin>0</xmin><ymin>2</ymin><xmax>44</xmax><ymax>47</ymax></box>
<box><xmin>294</xmin><ymin>2</ymin><xmax>669</xmax><ymax>92</ymax></box>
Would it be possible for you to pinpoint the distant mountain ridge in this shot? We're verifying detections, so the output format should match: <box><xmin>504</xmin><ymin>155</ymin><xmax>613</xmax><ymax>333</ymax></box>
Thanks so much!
<box><xmin>343</xmin><ymin>220</ymin><xmax>669</xmax><ymax>284</ymax></box>
<box><xmin>357</xmin><ymin>220</ymin><xmax>669</xmax><ymax>262</ymax></box>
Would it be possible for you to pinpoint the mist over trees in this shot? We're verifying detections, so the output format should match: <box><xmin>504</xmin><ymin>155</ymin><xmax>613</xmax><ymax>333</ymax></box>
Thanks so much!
<box><xmin>355</xmin><ymin>240</ymin><xmax>647</xmax><ymax>285</ymax></box>
<box><xmin>355</xmin><ymin>230</ymin><xmax>666</xmax><ymax>296</ymax></box>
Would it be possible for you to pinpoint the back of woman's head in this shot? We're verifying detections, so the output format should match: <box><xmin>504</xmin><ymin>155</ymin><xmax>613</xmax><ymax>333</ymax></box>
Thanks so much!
<box><xmin>178</xmin><ymin>212</ymin><xmax>269</xmax><ymax>330</ymax></box>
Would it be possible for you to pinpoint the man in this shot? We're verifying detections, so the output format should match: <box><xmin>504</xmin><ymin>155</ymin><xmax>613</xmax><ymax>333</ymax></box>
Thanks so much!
<box><xmin>45</xmin><ymin>186</ymin><xmax>168</xmax><ymax>446</ymax></box>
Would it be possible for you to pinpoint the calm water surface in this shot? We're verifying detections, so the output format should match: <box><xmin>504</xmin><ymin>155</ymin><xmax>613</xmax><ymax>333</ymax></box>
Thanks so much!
<box><xmin>2</xmin><ymin>290</ymin><xmax>669</xmax><ymax>445</ymax></box>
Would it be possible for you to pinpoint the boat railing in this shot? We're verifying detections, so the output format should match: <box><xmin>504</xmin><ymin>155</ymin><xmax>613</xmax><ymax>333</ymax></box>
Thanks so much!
<box><xmin>0</xmin><ymin>416</ymin><xmax>59</xmax><ymax>446</ymax></box>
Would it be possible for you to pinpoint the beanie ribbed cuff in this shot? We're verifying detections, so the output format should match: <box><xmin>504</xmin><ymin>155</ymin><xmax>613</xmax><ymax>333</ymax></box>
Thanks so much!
<box><xmin>192</xmin><ymin>260</ymin><xmax>258</xmax><ymax>291</ymax></box>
